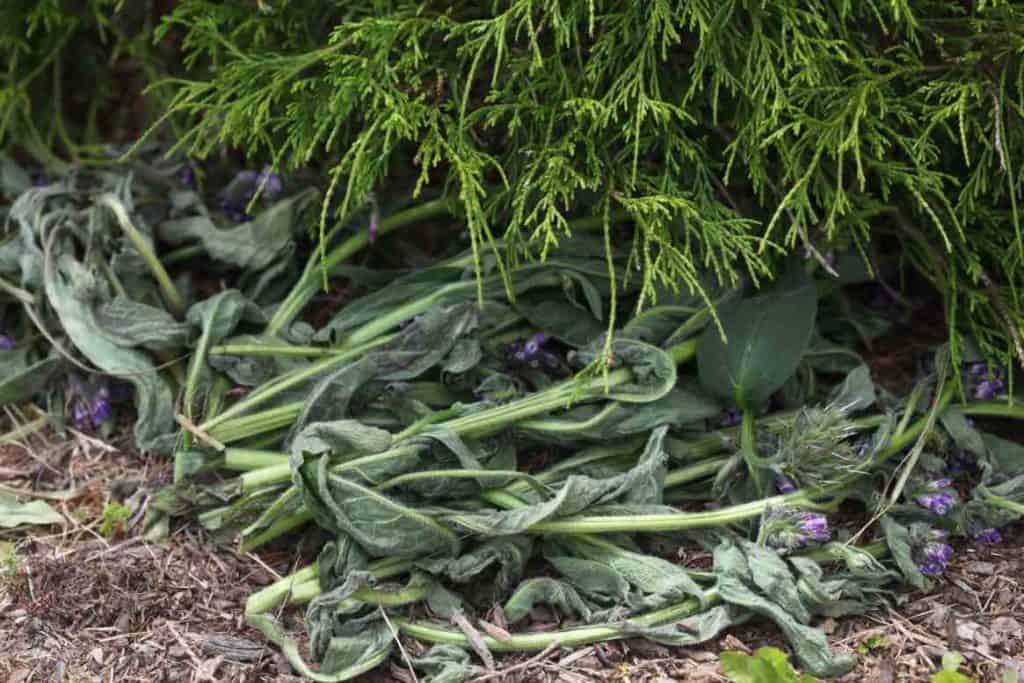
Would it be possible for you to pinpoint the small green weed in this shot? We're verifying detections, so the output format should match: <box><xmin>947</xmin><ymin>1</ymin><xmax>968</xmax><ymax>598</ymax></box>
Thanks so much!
<box><xmin>98</xmin><ymin>502</ymin><xmax>132</xmax><ymax>539</ymax></box>
<box><xmin>856</xmin><ymin>634</ymin><xmax>889</xmax><ymax>655</ymax></box>
<box><xmin>720</xmin><ymin>647</ymin><xmax>818</xmax><ymax>683</ymax></box>
<box><xmin>931</xmin><ymin>653</ymin><xmax>974</xmax><ymax>683</ymax></box>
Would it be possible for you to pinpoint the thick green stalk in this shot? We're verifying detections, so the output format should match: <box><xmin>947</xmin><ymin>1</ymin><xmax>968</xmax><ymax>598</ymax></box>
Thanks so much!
<box><xmin>740</xmin><ymin>409</ymin><xmax>763</xmax><ymax>495</ymax></box>
<box><xmin>201</xmin><ymin>334</ymin><xmax>395</xmax><ymax>432</ymax></box>
<box><xmin>393</xmin><ymin>592</ymin><xmax>716</xmax><ymax>651</ymax></box>
<box><xmin>210</xmin><ymin>344</ymin><xmax>346</xmax><ymax>358</ymax></box>
<box><xmin>224</xmin><ymin>448</ymin><xmax>290</xmax><ymax>471</ymax></box>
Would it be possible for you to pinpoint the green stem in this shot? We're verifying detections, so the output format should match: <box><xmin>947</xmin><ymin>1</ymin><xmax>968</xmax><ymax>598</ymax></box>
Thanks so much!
<box><xmin>393</xmin><ymin>591</ymin><xmax>716</xmax><ymax>652</ymax></box>
<box><xmin>98</xmin><ymin>193</ymin><xmax>186</xmax><ymax>318</ymax></box>
<box><xmin>525</xmin><ymin>383</ymin><xmax>954</xmax><ymax>535</ymax></box>
<box><xmin>209</xmin><ymin>344</ymin><xmax>344</xmax><ymax>358</ymax></box>
<box><xmin>267</xmin><ymin>198</ymin><xmax>456</xmax><ymax>335</ymax></box>
<box><xmin>224</xmin><ymin>449</ymin><xmax>290</xmax><ymax>471</ymax></box>
<box><xmin>664</xmin><ymin>457</ymin><xmax>730</xmax><ymax>488</ymax></box>
<box><xmin>740</xmin><ymin>409</ymin><xmax>763</xmax><ymax>495</ymax></box>
<box><xmin>201</xmin><ymin>334</ymin><xmax>395</xmax><ymax>432</ymax></box>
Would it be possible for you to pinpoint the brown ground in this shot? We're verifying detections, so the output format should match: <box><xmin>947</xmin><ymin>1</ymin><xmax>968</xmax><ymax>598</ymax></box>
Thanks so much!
<box><xmin>2</xmin><ymin>420</ymin><xmax>1023</xmax><ymax>683</ymax></box>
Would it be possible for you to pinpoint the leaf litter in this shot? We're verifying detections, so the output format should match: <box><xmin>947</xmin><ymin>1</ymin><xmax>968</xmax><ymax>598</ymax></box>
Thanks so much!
<box><xmin>1</xmin><ymin>154</ymin><xmax>1024</xmax><ymax>682</ymax></box>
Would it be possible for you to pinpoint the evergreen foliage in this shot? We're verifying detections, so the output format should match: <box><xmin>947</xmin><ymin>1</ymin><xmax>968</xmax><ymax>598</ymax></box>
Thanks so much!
<box><xmin>5</xmin><ymin>1</ymin><xmax>1024</xmax><ymax>366</ymax></box>
<box><xmin>0</xmin><ymin>1</ymin><xmax>170</xmax><ymax>163</ymax></box>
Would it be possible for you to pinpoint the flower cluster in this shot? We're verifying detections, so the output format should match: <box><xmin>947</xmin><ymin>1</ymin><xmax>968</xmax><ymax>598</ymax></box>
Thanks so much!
<box><xmin>914</xmin><ymin>478</ymin><xmax>957</xmax><ymax>516</ymax></box>
<box><xmin>916</xmin><ymin>531</ymin><xmax>954</xmax><ymax>577</ymax></box>
<box><xmin>968</xmin><ymin>363</ymin><xmax>1005</xmax><ymax>401</ymax></box>
<box><xmin>763</xmin><ymin>508</ymin><xmax>831</xmax><ymax>551</ymax></box>
<box><xmin>719</xmin><ymin>408</ymin><xmax>741</xmax><ymax>428</ymax></box>
<box><xmin>68</xmin><ymin>376</ymin><xmax>116</xmax><ymax>432</ymax></box>
<box><xmin>507</xmin><ymin>332</ymin><xmax>559</xmax><ymax>370</ymax></box>
<box><xmin>973</xmin><ymin>527</ymin><xmax>1003</xmax><ymax>544</ymax></box>
<box><xmin>775</xmin><ymin>474</ymin><xmax>798</xmax><ymax>494</ymax></box>
<box><xmin>218</xmin><ymin>167</ymin><xmax>283</xmax><ymax>222</ymax></box>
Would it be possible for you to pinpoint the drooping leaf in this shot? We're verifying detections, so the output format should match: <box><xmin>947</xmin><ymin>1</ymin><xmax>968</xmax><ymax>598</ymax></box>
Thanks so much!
<box><xmin>43</xmin><ymin>254</ymin><xmax>176</xmax><ymax>452</ymax></box>
<box><xmin>503</xmin><ymin>577</ymin><xmax>592</xmax><ymax>624</ymax></box>
<box><xmin>159</xmin><ymin>190</ymin><xmax>317</xmax><ymax>270</ymax></box>
<box><xmin>294</xmin><ymin>454</ymin><xmax>460</xmax><ymax>558</ymax></box>
<box><xmin>411</xmin><ymin>644</ymin><xmax>475</xmax><ymax>683</ymax></box>
<box><xmin>713</xmin><ymin>539</ymin><xmax>855</xmax><ymax>678</ymax></box>
<box><xmin>94</xmin><ymin>296</ymin><xmax>191</xmax><ymax>351</ymax></box>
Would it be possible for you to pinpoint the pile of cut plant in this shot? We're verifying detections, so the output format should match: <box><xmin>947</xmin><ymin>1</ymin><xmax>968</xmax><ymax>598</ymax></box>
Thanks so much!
<box><xmin>2</xmin><ymin>153</ymin><xmax>1024</xmax><ymax>682</ymax></box>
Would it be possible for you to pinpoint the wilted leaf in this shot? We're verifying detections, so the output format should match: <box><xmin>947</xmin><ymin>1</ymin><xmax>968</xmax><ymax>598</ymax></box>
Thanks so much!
<box><xmin>0</xmin><ymin>491</ymin><xmax>63</xmax><ymax>527</ymax></box>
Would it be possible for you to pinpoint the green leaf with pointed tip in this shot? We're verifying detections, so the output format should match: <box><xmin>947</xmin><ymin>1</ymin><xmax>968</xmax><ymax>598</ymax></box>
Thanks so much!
<box><xmin>698</xmin><ymin>273</ymin><xmax>817</xmax><ymax>410</ymax></box>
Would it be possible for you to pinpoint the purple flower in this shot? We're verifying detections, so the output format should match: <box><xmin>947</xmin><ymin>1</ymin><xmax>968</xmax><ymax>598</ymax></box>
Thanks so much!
<box><xmin>764</xmin><ymin>508</ymin><xmax>831</xmax><ymax>550</ymax></box>
<box><xmin>975</xmin><ymin>379</ymin><xmax>1005</xmax><ymax>400</ymax></box>
<box><xmin>969</xmin><ymin>364</ymin><xmax>1005</xmax><ymax>400</ymax></box>
<box><xmin>776</xmin><ymin>475</ymin><xmax>797</xmax><ymax>494</ymax></box>
<box><xmin>916</xmin><ymin>492</ymin><xmax>955</xmax><ymax>515</ymax></box>
<box><xmin>368</xmin><ymin>208</ymin><xmax>379</xmax><ymax>243</ymax></box>
<box><xmin>917</xmin><ymin>540</ymin><xmax>954</xmax><ymax>577</ymax></box>
<box><xmin>90</xmin><ymin>385</ymin><xmax>113</xmax><ymax>427</ymax></box>
<box><xmin>928</xmin><ymin>478</ymin><xmax>952</xmax><ymax>490</ymax></box>
<box><xmin>71</xmin><ymin>400</ymin><xmax>92</xmax><ymax>431</ymax></box>
<box><xmin>260</xmin><ymin>167</ymin><xmax>282</xmax><ymax>198</ymax></box>
<box><xmin>719</xmin><ymin>408</ymin><xmax>741</xmax><ymax>428</ymax></box>
<box><xmin>510</xmin><ymin>332</ymin><xmax>553</xmax><ymax>367</ymax></box>
<box><xmin>179</xmin><ymin>165</ymin><xmax>196</xmax><ymax>189</ymax></box>
<box><xmin>0</xmin><ymin>334</ymin><xmax>14</xmax><ymax>350</ymax></box>
<box><xmin>796</xmin><ymin>512</ymin><xmax>831</xmax><ymax>543</ymax></box>
<box><xmin>523</xmin><ymin>332</ymin><xmax>549</xmax><ymax>357</ymax></box>
<box><xmin>973</xmin><ymin>527</ymin><xmax>1002</xmax><ymax>544</ymax></box>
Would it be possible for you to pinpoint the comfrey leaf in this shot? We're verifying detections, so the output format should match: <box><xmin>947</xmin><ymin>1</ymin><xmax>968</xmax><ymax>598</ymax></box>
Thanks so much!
<box><xmin>881</xmin><ymin>517</ymin><xmax>928</xmax><ymax>589</ymax></box>
<box><xmin>291</xmin><ymin>303</ymin><xmax>478</xmax><ymax>436</ymax></box>
<box><xmin>247</xmin><ymin>609</ymin><xmax>392</xmax><ymax>683</ymax></box>
<box><xmin>618</xmin><ymin>604</ymin><xmax>740</xmax><ymax>647</ymax></box>
<box><xmin>575</xmin><ymin>338</ymin><xmax>677</xmax><ymax>403</ymax></box>
<box><xmin>207</xmin><ymin>333</ymin><xmax>310</xmax><ymax>386</ymax></box>
<box><xmin>503</xmin><ymin>577</ymin><xmax>592</xmax><ymax>624</ymax></box>
<box><xmin>95</xmin><ymin>296</ymin><xmax>191</xmax><ymax>351</ymax></box>
<box><xmin>519</xmin><ymin>387</ymin><xmax>720</xmax><ymax>444</ymax></box>
<box><xmin>293</xmin><ymin>454</ymin><xmax>460</xmax><ymax>558</ymax></box>
<box><xmin>560</xmin><ymin>536</ymin><xmax>708</xmax><ymax>610</ymax></box>
<box><xmin>417</xmin><ymin>536</ymin><xmax>534</xmax><ymax>590</ymax></box>
<box><xmin>412</xmin><ymin>644</ymin><xmax>475</xmax><ymax>683</ymax></box>
<box><xmin>827</xmin><ymin>365</ymin><xmax>876</xmax><ymax>413</ymax></box>
<box><xmin>713</xmin><ymin>539</ymin><xmax>855</xmax><ymax>678</ymax></box>
<box><xmin>698</xmin><ymin>270</ymin><xmax>818</xmax><ymax>410</ymax></box>
<box><xmin>44</xmin><ymin>255</ymin><xmax>176</xmax><ymax>452</ymax></box>
<box><xmin>447</xmin><ymin>426</ymin><xmax>670</xmax><ymax>534</ymax></box>
<box><xmin>159</xmin><ymin>189</ymin><xmax>316</xmax><ymax>270</ymax></box>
